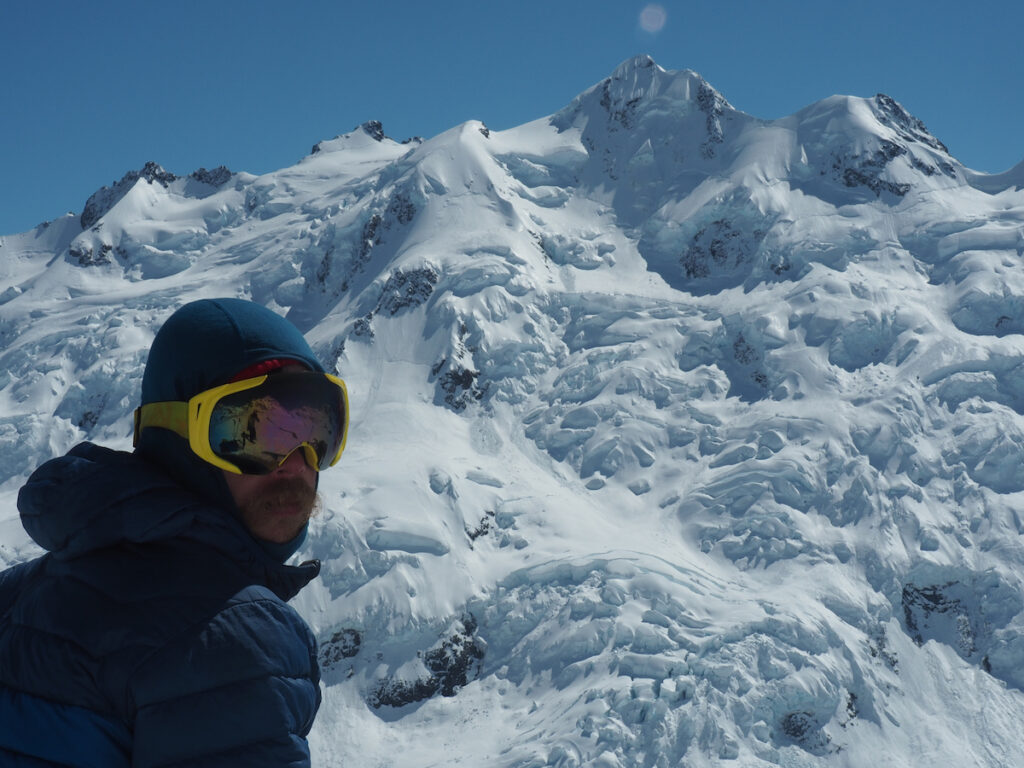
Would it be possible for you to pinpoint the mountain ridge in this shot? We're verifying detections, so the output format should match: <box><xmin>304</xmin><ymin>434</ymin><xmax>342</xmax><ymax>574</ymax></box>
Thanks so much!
<box><xmin>22</xmin><ymin>54</ymin><xmax>1017</xmax><ymax>247</ymax></box>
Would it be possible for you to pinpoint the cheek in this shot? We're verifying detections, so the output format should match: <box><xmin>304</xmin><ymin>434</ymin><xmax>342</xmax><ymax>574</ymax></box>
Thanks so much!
<box><xmin>223</xmin><ymin>472</ymin><xmax>259</xmax><ymax>510</ymax></box>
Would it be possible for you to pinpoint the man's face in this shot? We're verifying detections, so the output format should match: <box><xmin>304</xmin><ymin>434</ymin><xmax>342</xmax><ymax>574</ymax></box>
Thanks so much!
<box><xmin>223</xmin><ymin>449</ymin><xmax>317</xmax><ymax>543</ymax></box>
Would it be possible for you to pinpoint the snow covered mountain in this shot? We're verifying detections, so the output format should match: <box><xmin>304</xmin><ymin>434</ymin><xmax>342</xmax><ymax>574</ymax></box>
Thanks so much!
<box><xmin>3</xmin><ymin>55</ymin><xmax>1024</xmax><ymax>766</ymax></box>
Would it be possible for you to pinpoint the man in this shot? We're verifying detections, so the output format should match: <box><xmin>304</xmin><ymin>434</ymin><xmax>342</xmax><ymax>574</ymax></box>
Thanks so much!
<box><xmin>0</xmin><ymin>298</ymin><xmax>349</xmax><ymax>766</ymax></box>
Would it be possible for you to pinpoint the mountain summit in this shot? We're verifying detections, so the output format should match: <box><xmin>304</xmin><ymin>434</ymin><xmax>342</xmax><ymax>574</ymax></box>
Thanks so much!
<box><xmin>554</xmin><ymin>54</ymin><xmax>740</xmax><ymax>158</ymax></box>
<box><xmin>2</xmin><ymin>58</ymin><xmax>1024</xmax><ymax>766</ymax></box>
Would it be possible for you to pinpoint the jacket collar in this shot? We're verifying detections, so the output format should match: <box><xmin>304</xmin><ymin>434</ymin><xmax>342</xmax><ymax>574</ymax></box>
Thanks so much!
<box><xmin>18</xmin><ymin>442</ymin><xmax>319</xmax><ymax>601</ymax></box>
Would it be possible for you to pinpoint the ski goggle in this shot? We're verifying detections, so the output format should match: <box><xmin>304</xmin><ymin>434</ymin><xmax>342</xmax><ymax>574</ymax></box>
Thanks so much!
<box><xmin>134</xmin><ymin>371</ymin><xmax>349</xmax><ymax>475</ymax></box>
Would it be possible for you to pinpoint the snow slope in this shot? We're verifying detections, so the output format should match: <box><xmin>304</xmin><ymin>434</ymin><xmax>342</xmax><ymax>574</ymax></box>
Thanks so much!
<box><xmin>3</xmin><ymin>55</ymin><xmax>1024</xmax><ymax>766</ymax></box>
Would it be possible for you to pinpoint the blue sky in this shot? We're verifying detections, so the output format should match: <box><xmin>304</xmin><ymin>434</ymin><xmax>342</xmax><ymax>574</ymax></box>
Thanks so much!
<box><xmin>2</xmin><ymin>0</ymin><xmax>1020</xmax><ymax>235</ymax></box>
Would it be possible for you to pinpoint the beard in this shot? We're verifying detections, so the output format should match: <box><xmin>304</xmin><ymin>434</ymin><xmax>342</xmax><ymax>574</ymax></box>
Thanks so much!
<box><xmin>251</xmin><ymin>476</ymin><xmax>318</xmax><ymax>517</ymax></box>
<box><xmin>232</xmin><ymin>475</ymin><xmax>320</xmax><ymax>544</ymax></box>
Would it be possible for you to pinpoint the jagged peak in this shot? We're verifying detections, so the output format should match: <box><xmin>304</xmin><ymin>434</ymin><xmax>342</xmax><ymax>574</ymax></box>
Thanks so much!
<box><xmin>553</xmin><ymin>57</ymin><xmax>736</xmax><ymax>135</ymax></box>
<box><xmin>310</xmin><ymin>121</ymin><xmax>423</xmax><ymax>156</ymax></box>
<box><xmin>77</xmin><ymin>162</ymin><xmax>234</xmax><ymax>231</ymax></box>
<box><xmin>871</xmin><ymin>93</ymin><xmax>949</xmax><ymax>154</ymax></box>
<box><xmin>602</xmin><ymin>56</ymin><xmax>731</xmax><ymax>111</ymax></box>
<box><xmin>782</xmin><ymin>92</ymin><xmax>962</xmax><ymax>201</ymax></box>
<box><xmin>794</xmin><ymin>92</ymin><xmax>951</xmax><ymax>159</ymax></box>
<box><xmin>608</xmin><ymin>54</ymin><xmax>661</xmax><ymax>79</ymax></box>
<box><xmin>311</xmin><ymin>122</ymin><xmax>382</xmax><ymax>154</ymax></box>
<box><xmin>80</xmin><ymin>162</ymin><xmax>178</xmax><ymax>230</ymax></box>
<box><xmin>361</xmin><ymin>120</ymin><xmax>386</xmax><ymax>142</ymax></box>
<box><xmin>188</xmin><ymin>165</ymin><xmax>233</xmax><ymax>187</ymax></box>
<box><xmin>109</xmin><ymin>161</ymin><xmax>177</xmax><ymax>190</ymax></box>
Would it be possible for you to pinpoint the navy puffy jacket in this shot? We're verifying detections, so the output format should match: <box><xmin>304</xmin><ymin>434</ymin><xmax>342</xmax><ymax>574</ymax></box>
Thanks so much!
<box><xmin>0</xmin><ymin>299</ymin><xmax>331</xmax><ymax>766</ymax></box>
<box><xmin>0</xmin><ymin>443</ymin><xmax>322</xmax><ymax>766</ymax></box>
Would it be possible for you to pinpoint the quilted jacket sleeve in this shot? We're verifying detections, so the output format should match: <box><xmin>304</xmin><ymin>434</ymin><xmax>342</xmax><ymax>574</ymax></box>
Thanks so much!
<box><xmin>129</xmin><ymin>586</ymin><xmax>321</xmax><ymax>768</ymax></box>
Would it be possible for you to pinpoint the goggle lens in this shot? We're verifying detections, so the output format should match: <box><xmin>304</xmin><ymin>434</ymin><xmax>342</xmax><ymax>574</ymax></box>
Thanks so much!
<box><xmin>207</xmin><ymin>372</ymin><xmax>347</xmax><ymax>474</ymax></box>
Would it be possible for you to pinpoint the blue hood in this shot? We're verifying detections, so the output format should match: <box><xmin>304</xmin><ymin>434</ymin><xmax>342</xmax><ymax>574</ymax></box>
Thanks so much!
<box><xmin>139</xmin><ymin>298</ymin><xmax>325</xmax><ymax>406</ymax></box>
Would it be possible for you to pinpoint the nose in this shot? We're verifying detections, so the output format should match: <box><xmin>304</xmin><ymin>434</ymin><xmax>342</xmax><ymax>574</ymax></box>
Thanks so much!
<box><xmin>276</xmin><ymin>448</ymin><xmax>314</xmax><ymax>475</ymax></box>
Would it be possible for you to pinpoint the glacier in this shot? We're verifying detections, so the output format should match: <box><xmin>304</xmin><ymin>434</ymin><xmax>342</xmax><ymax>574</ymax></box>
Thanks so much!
<box><xmin>2</xmin><ymin>54</ymin><xmax>1024</xmax><ymax>766</ymax></box>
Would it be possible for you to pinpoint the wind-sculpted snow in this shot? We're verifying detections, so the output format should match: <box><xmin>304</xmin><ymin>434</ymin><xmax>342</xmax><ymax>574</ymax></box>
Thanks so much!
<box><xmin>4</xmin><ymin>57</ymin><xmax>1024</xmax><ymax>766</ymax></box>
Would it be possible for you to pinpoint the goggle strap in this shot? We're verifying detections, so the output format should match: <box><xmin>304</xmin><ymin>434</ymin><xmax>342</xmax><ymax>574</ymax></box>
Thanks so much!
<box><xmin>134</xmin><ymin>401</ymin><xmax>190</xmax><ymax>445</ymax></box>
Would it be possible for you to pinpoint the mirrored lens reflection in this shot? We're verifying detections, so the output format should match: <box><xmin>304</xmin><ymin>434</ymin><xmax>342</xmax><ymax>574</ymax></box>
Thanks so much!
<box><xmin>209</xmin><ymin>374</ymin><xmax>345</xmax><ymax>473</ymax></box>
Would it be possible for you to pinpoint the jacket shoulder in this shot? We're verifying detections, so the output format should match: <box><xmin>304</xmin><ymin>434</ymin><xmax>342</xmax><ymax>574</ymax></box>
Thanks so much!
<box><xmin>129</xmin><ymin>585</ymin><xmax>320</xmax><ymax>766</ymax></box>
